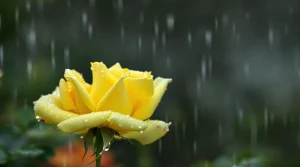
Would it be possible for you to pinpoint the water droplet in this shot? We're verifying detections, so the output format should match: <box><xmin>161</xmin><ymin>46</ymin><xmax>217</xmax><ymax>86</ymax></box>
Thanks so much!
<box><xmin>26</xmin><ymin>28</ymin><xmax>36</xmax><ymax>47</ymax></box>
<box><xmin>194</xmin><ymin>105</ymin><xmax>198</xmax><ymax>129</ymax></box>
<box><xmin>80</xmin><ymin>136</ymin><xmax>84</xmax><ymax>139</ymax></box>
<box><xmin>82</xmin><ymin>12</ymin><xmax>88</xmax><ymax>27</ymax></box>
<box><xmin>215</xmin><ymin>18</ymin><xmax>218</xmax><ymax>30</ymax></box>
<box><xmin>0</xmin><ymin>45</ymin><xmax>3</xmax><ymax>68</ymax></box>
<box><xmin>152</xmin><ymin>39</ymin><xmax>156</xmax><ymax>56</ymax></box>
<box><xmin>85</xmin><ymin>119</ymin><xmax>88</xmax><ymax>122</ymax></box>
<box><xmin>116</xmin><ymin>0</ymin><xmax>123</xmax><ymax>13</ymax></box>
<box><xmin>15</xmin><ymin>7</ymin><xmax>19</xmax><ymax>25</ymax></box>
<box><xmin>187</xmin><ymin>31</ymin><xmax>192</xmax><ymax>46</ymax></box>
<box><xmin>139</xmin><ymin>12</ymin><xmax>144</xmax><ymax>24</ymax></box>
<box><xmin>37</xmin><ymin>0</ymin><xmax>44</xmax><ymax>11</ymax></box>
<box><xmin>139</xmin><ymin>130</ymin><xmax>144</xmax><ymax>133</ymax></box>
<box><xmin>162</xmin><ymin>31</ymin><xmax>166</xmax><ymax>47</ymax></box>
<box><xmin>154</xmin><ymin>19</ymin><xmax>159</xmax><ymax>37</ymax></box>
<box><xmin>36</xmin><ymin>116</ymin><xmax>40</xmax><ymax>119</ymax></box>
<box><xmin>138</xmin><ymin>125</ymin><xmax>142</xmax><ymax>129</ymax></box>
<box><xmin>201</xmin><ymin>57</ymin><xmax>207</xmax><ymax>80</ymax></box>
<box><xmin>244</xmin><ymin>63</ymin><xmax>250</xmax><ymax>79</ymax></box>
<box><xmin>88</xmin><ymin>24</ymin><xmax>93</xmax><ymax>39</ymax></box>
<box><xmin>89</xmin><ymin>0</ymin><xmax>96</xmax><ymax>7</ymax></box>
<box><xmin>193</xmin><ymin>140</ymin><xmax>197</xmax><ymax>155</ymax></box>
<box><xmin>120</xmin><ymin>25</ymin><xmax>124</xmax><ymax>41</ymax></box>
<box><xmin>205</xmin><ymin>30</ymin><xmax>212</xmax><ymax>48</ymax></box>
<box><xmin>0</xmin><ymin>14</ymin><xmax>2</xmax><ymax>30</ymax></box>
<box><xmin>264</xmin><ymin>107</ymin><xmax>268</xmax><ymax>131</ymax></box>
<box><xmin>64</xmin><ymin>47</ymin><xmax>70</xmax><ymax>68</ymax></box>
<box><xmin>137</xmin><ymin>36</ymin><xmax>142</xmax><ymax>52</ymax></box>
<box><xmin>158</xmin><ymin>139</ymin><xmax>162</xmax><ymax>155</ymax></box>
<box><xmin>268</xmin><ymin>28</ymin><xmax>274</xmax><ymax>46</ymax></box>
<box><xmin>27</xmin><ymin>59</ymin><xmax>32</xmax><ymax>79</ymax></box>
<box><xmin>67</xmin><ymin>0</ymin><xmax>71</xmax><ymax>8</ymax></box>
<box><xmin>25</xmin><ymin>1</ymin><xmax>31</xmax><ymax>12</ymax></box>
<box><xmin>166</xmin><ymin>14</ymin><xmax>175</xmax><ymax>32</ymax></box>
<box><xmin>104</xmin><ymin>146</ymin><xmax>109</xmax><ymax>151</ymax></box>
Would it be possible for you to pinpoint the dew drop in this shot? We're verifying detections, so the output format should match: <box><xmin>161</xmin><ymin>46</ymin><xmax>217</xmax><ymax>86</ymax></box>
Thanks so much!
<box><xmin>80</xmin><ymin>136</ymin><xmax>84</xmax><ymax>139</ymax></box>
<box><xmin>36</xmin><ymin>115</ymin><xmax>40</xmax><ymax>119</ymax></box>
<box><xmin>139</xmin><ymin>130</ymin><xmax>144</xmax><ymax>133</ymax></box>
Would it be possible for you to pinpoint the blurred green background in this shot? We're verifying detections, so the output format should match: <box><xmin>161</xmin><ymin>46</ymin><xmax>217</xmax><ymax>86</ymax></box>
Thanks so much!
<box><xmin>0</xmin><ymin>0</ymin><xmax>300</xmax><ymax>166</ymax></box>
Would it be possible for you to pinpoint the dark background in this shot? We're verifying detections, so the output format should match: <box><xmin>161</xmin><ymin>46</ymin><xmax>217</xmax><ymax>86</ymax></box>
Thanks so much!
<box><xmin>0</xmin><ymin>0</ymin><xmax>300</xmax><ymax>167</ymax></box>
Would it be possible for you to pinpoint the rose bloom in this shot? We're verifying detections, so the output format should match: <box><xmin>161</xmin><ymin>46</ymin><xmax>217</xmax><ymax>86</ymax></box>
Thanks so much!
<box><xmin>49</xmin><ymin>140</ymin><xmax>119</xmax><ymax>167</ymax></box>
<box><xmin>34</xmin><ymin>62</ymin><xmax>172</xmax><ymax>144</ymax></box>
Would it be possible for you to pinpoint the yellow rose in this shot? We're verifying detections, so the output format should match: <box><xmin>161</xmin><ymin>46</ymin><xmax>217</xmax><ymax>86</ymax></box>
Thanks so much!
<box><xmin>33</xmin><ymin>62</ymin><xmax>172</xmax><ymax>145</ymax></box>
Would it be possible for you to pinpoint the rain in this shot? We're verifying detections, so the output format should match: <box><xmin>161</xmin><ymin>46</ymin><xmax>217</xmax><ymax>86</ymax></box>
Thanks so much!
<box><xmin>0</xmin><ymin>0</ymin><xmax>299</xmax><ymax>167</ymax></box>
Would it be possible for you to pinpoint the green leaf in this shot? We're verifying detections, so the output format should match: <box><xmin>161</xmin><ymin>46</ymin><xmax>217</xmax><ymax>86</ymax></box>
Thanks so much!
<box><xmin>100</xmin><ymin>127</ymin><xmax>114</xmax><ymax>151</ymax></box>
<box><xmin>88</xmin><ymin>128</ymin><xmax>115</xmax><ymax>166</ymax></box>
<box><xmin>0</xmin><ymin>148</ymin><xmax>8</xmax><ymax>165</ymax></box>
<box><xmin>82</xmin><ymin>129</ymin><xmax>94</xmax><ymax>160</ymax></box>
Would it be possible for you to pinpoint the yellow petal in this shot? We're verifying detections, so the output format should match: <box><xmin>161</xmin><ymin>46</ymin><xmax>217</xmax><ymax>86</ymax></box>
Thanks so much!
<box><xmin>125</xmin><ymin>77</ymin><xmax>154</xmax><ymax>98</ymax></box>
<box><xmin>65</xmin><ymin>69</ymin><xmax>96</xmax><ymax>113</ymax></box>
<box><xmin>57</xmin><ymin>111</ymin><xmax>111</xmax><ymax>133</ymax></box>
<box><xmin>107</xmin><ymin>112</ymin><xmax>147</xmax><ymax>132</ymax></box>
<box><xmin>59</xmin><ymin>79</ymin><xmax>76</xmax><ymax>112</ymax></box>
<box><xmin>120</xmin><ymin>120</ymin><xmax>171</xmax><ymax>145</ymax></box>
<box><xmin>64</xmin><ymin>69</ymin><xmax>91</xmax><ymax>91</ymax></box>
<box><xmin>57</xmin><ymin>111</ymin><xmax>148</xmax><ymax>134</ymax></box>
<box><xmin>97</xmin><ymin>77</ymin><xmax>133</xmax><ymax>115</ymax></box>
<box><xmin>132</xmin><ymin>77</ymin><xmax>172</xmax><ymax>120</ymax></box>
<box><xmin>33</xmin><ymin>94</ymin><xmax>78</xmax><ymax>124</ymax></box>
<box><xmin>90</xmin><ymin>62</ymin><xmax>117</xmax><ymax>104</ymax></box>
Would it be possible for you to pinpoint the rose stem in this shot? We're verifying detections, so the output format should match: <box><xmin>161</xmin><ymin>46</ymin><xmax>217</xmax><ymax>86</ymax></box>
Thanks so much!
<box><xmin>96</xmin><ymin>154</ymin><xmax>101</xmax><ymax>167</ymax></box>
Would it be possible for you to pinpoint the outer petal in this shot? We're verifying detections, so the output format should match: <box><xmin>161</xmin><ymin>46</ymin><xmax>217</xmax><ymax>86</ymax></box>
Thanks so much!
<box><xmin>109</xmin><ymin>63</ymin><xmax>125</xmax><ymax>78</ymax></box>
<box><xmin>120</xmin><ymin>120</ymin><xmax>171</xmax><ymax>145</ymax></box>
<box><xmin>64</xmin><ymin>69</ymin><xmax>91</xmax><ymax>91</ymax></box>
<box><xmin>34</xmin><ymin>94</ymin><xmax>78</xmax><ymax>124</ymax></box>
<box><xmin>132</xmin><ymin>77</ymin><xmax>172</xmax><ymax>120</ymax></box>
<box><xmin>96</xmin><ymin>77</ymin><xmax>132</xmax><ymax>115</ymax></box>
<box><xmin>90</xmin><ymin>62</ymin><xmax>117</xmax><ymax>104</ymax></box>
<box><xmin>57</xmin><ymin>111</ymin><xmax>148</xmax><ymax>134</ymax></box>
<box><xmin>65</xmin><ymin>69</ymin><xmax>96</xmax><ymax>113</ymax></box>
<box><xmin>107</xmin><ymin>112</ymin><xmax>147</xmax><ymax>132</ymax></box>
<box><xmin>59</xmin><ymin>79</ymin><xmax>76</xmax><ymax>112</ymax></box>
<box><xmin>125</xmin><ymin>78</ymin><xmax>154</xmax><ymax>98</ymax></box>
<box><xmin>57</xmin><ymin>111</ymin><xmax>111</xmax><ymax>133</ymax></box>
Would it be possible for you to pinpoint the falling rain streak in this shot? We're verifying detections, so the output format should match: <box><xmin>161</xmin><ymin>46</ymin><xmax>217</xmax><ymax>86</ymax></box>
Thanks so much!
<box><xmin>166</xmin><ymin>14</ymin><xmax>175</xmax><ymax>32</ymax></box>
<box><xmin>64</xmin><ymin>47</ymin><xmax>70</xmax><ymax>68</ymax></box>
<box><xmin>0</xmin><ymin>46</ymin><xmax>3</xmax><ymax>68</ymax></box>
<box><xmin>51</xmin><ymin>40</ymin><xmax>56</xmax><ymax>70</ymax></box>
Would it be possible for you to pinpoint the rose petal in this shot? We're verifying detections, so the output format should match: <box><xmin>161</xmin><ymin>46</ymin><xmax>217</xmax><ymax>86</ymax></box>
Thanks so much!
<box><xmin>97</xmin><ymin>77</ymin><xmax>133</xmax><ymax>116</ymax></box>
<box><xmin>65</xmin><ymin>69</ymin><xmax>96</xmax><ymax>113</ymax></box>
<box><xmin>57</xmin><ymin>111</ymin><xmax>111</xmax><ymax>133</ymax></box>
<box><xmin>90</xmin><ymin>62</ymin><xmax>117</xmax><ymax>104</ymax></box>
<box><xmin>120</xmin><ymin>120</ymin><xmax>171</xmax><ymax>145</ymax></box>
<box><xmin>57</xmin><ymin>111</ymin><xmax>148</xmax><ymax>134</ymax></box>
<box><xmin>34</xmin><ymin>94</ymin><xmax>78</xmax><ymax>124</ymax></box>
<box><xmin>125</xmin><ymin>77</ymin><xmax>154</xmax><ymax>98</ymax></box>
<box><xmin>59</xmin><ymin>79</ymin><xmax>76</xmax><ymax>112</ymax></box>
<box><xmin>109</xmin><ymin>63</ymin><xmax>124</xmax><ymax>78</ymax></box>
<box><xmin>64</xmin><ymin>69</ymin><xmax>91</xmax><ymax>91</ymax></box>
<box><xmin>107</xmin><ymin>112</ymin><xmax>147</xmax><ymax>132</ymax></box>
<box><xmin>132</xmin><ymin>77</ymin><xmax>172</xmax><ymax>120</ymax></box>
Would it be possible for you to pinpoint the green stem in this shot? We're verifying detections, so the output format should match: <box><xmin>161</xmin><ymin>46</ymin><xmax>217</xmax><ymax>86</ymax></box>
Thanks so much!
<box><xmin>96</xmin><ymin>154</ymin><xmax>101</xmax><ymax>167</ymax></box>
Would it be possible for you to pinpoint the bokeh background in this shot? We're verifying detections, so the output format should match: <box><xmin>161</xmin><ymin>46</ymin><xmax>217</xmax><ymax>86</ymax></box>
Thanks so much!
<box><xmin>0</xmin><ymin>0</ymin><xmax>300</xmax><ymax>167</ymax></box>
